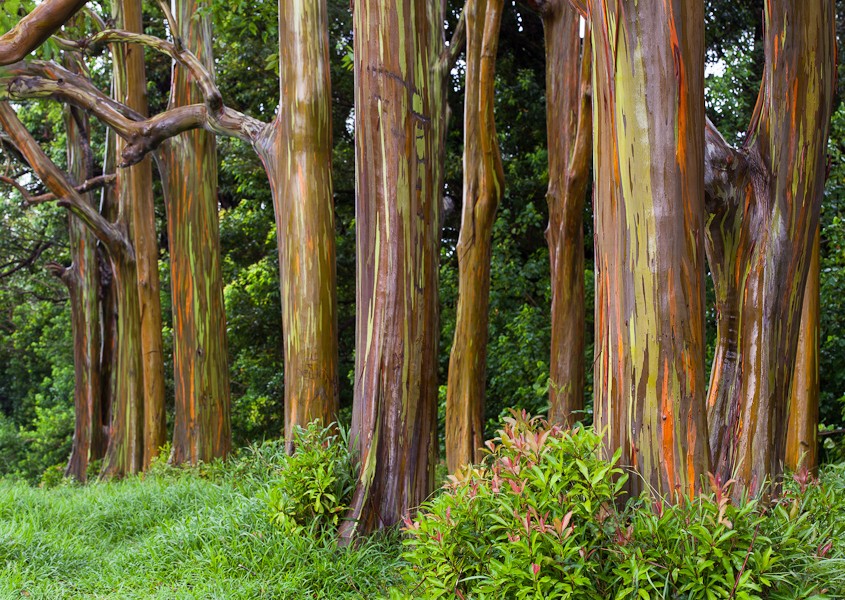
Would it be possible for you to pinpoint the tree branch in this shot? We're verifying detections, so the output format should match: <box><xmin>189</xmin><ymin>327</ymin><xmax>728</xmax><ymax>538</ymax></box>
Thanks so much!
<box><xmin>440</xmin><ymin>8</ymin><xmax>467</xmax><ymax>73</ymax></box>
<box><xmin>0</xmin><ymin>0</ymin><xmax>89</xmax><ymax>65</ymax></box>
<box><xmin>3</xmin><ymin>64</ymin><xmax>261</xmax><ymax>164</ymax></box>
<box><xmin>27</xmin><ymin>173</ymin><xmax>116</xmax><ymax>204</ymax></box>
<box><xmin>0</xmin><ymin>101</ymin><xmax>124</xmax><ymax>251</ymax></box>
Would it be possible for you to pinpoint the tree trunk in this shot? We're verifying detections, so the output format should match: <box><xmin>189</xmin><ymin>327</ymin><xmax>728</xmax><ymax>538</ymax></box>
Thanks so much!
<box><xmin>100</xmin><ymin>249</ymin><xmax>145</xmax><ymax>477</ymax></box>
<box><xmin>164</xmin><ymin>0</ymin><xmax>232</xmax><ymax>465</ymax></box>
<box><xmin>540</xmin><ymin>2</ymin><xmax>591</xmax><ymax>427</ymax></box>
<box><xmin>256</xmin><ymin>0</ymin><xmax>338</xmax><ymax>449</ymax></box>
<box><xmin>111</xmin><ymin>0</ymin><xmax>167</xmax><ymax>468</ymax></box>
<box><xmin>445</xmin><ymin>0</ymin><xmax>504</xmax><ymax>473</ymax></box>
<box><xmin>62</xmin><ymin>95</ymin><xmax>103</xmax><ymax>481</ymax></box>
<box><xmin>340</xmin><ymin>0</ymin><xmax>446</xmax><ymax>539</ymax></box>
<box><xmin>704</xmin><ymin>2</ymin><xmax>835</xmax><ymax>497</ymax></box>
<box><xmin>591</xmin><ymin>0</ymin><xmax>710</xmax><ymax>501</ymax></box>
<box><xmin>786</xmin><ymin>229</ymin><xmax>820</xmax><ymax>473</ymax></box>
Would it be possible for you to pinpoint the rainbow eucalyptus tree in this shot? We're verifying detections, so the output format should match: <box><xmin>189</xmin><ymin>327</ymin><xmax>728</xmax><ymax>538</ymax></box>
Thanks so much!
<box><xmin>161</xmin><ymin>0</ymin><xmax>231</xmax><ymax>465</ymax></box>
<box><xmin>338</xmin><ymin>0</ymin><xmax>464</xmax><ymax>539</ymax></box>
<box><xmin>523</xmin><ymin>0</ymin><xmax>591</xmax><ymax>428</ymax></box>
<box><xmin>445</xmin><ymin>0</ymin><xmax>504</xmax><ymax>473</ymax></box>
<box><xmin>0</xmin><ymin>100</ymin><xmax>146</xmax><ymax>477</ymax></box>
<box><xmin>109</xmin><ymin>0</ymin><xmax>166</xmax><ymax>469</ymax></box>
<box><xmin>588</xmin><ymin>0</ymin><xmax>710</xmax><ymax>501</ymax></box>
<box><xmin>55</xmin><ymin>57</ymin><xmax>105</xmax><ymax>480</ymax></box>
<box><xmin>786</xmin><ymin>231</ymin><xmax>820</xmax><ymax>473</ymax></box>
<box><xmin>703</xmin><ymin>1</ymin><xmax>835</xmax><ymax>497</ymax></box>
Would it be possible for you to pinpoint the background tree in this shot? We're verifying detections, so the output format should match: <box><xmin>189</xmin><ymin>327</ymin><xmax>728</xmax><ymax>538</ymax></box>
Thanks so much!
<box><xmin>162</xmin><ymin>0</ymin><xmax>231</xmax><ymax>465</ymax></box>
<box><xmin>445</xmin><ymin>0</ymin><xmax>504</xmax><ymax>473</ymax></box>
<box><xmin>522</xmin><ymin>0</ymin><xmax>591</xmax><ymax>427</ymax></box>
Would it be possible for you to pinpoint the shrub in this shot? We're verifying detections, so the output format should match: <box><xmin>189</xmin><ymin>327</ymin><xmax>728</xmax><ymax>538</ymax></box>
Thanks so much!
<box><xmin>401</xmin><ymin>411</ymin><xmax>845</xmax><ymax>599</ymax></box>
<box><xmin>262</xmin><ymin>421</ymin><xmax>356</xmax><ymax>536</ymax></box>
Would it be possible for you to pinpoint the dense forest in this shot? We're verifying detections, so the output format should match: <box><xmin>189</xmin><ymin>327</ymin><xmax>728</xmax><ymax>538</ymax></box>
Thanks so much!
<box><xmin>1</xmin><ymin>0</ymin><xmax>845</xmax><ymax>595</ymax></box>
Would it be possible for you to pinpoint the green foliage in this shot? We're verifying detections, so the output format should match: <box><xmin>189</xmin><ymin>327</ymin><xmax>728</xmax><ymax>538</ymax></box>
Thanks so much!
<box><xmin>402</xmin><ymin>413</ymin><xmax>845</xmax><ymax>599</ymax></box>
<box><xmin>263</xmin><ymin>422</ymin><xmax>355</xmax><ymax>536</ymax></box>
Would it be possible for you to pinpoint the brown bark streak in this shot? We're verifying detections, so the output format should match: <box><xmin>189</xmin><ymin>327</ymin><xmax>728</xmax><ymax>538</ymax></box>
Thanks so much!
<box><xmin>445</xmin><ymin>0</ymin><xmax>504</xmax><ymax>473</ymax></box>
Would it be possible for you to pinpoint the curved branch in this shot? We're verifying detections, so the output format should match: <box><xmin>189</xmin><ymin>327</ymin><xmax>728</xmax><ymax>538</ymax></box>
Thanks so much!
<box><xmin>0</xmin><ymin>101</ymin><xmax>124</xmax><ymax>252</ymax></box>
<box><xmin>0</xmin><ymin>0</ymin><xmax>89</xmax><ymax>65</ymax></box>
<box><xmin>3</xmin><ymin>67</ymin><xmax>262</xmax><ymax>164</ymax></box>
<box><xmin>28</xmin><ymin>173</ymin><xmax>116</xmax><ymax>204</ymax></box>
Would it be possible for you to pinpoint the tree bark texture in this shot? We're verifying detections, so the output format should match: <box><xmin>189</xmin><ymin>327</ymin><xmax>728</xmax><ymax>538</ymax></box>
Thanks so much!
<box><xmin>110</xmin><ymin>0</ymin><xmax>166</xmax><ymax>468</ymax></box>
<box><xmin>164</xmin><ymin>0</ymin><xmax>232</xmax><ymax>465</ymax></box>
<box><xmin>62</xmin><ymin>89</ymin><xmax>104</xmax><ymax>481</ymax></box>
<box><xmin>591</xmin><ymin>0</ymin><xmax>710</xmax><ymax>501</ymax></box>
<box><xmin>786</xmin><ymin>229</ymin><xmax>820</xmax><ymax>473</ymax></box>
<box><xmin>340</xmin><ymin>0</ymin><xmax>446</xmax><ymax>539</ymax></box>
<box><xmin>704</xmin><ymin>2</ymin><xmax>835</xmax><ymax>496</ymax></box>
<box><xmin>257</xmin><ymin>0</ymin><xmax>338</xmax><ymax>449</ymax></box>
<box><xmin>445</xmin><ymin>0</ymin><xmax>504</xmax><ymax>473</ymax></box>
<box><xmin>540</xmin><ymin>1</ymin><xmax>591</xmax><ymax>427</ymax></box>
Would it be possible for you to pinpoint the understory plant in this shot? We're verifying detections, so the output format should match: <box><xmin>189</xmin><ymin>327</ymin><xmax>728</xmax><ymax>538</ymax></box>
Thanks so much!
<box><xmin>401</xmin><ymin>411</ymin><xmax>845</xmax><ymax>599</ymax></box>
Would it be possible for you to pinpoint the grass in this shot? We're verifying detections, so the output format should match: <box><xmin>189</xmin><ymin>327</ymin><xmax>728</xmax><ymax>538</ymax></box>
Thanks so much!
<box><xmin>0</xmin><ymin>471</ymin><xmax>404</xmax><ymax>598</ymax></box>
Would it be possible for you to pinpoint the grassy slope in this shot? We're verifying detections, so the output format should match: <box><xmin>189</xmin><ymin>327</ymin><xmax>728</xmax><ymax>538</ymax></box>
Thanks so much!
<box><xmin>0</xmin><ymin>475</ymin><xmax>403</xmax><ymax>599</ymax></box>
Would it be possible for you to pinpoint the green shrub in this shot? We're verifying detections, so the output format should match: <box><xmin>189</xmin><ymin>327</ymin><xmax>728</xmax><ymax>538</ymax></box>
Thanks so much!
<box><xmin>262</xmin><ymin>421</ymin><xmax>355</xmax><ymax>536</ymax></box>
<box><xmin>402</xmin><ymin>412</ymin><xmax>845</xmax><ymax>600</ymax></box>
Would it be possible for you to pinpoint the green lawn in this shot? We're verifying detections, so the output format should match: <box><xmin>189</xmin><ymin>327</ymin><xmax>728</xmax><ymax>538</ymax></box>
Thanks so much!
<box><xmin>0</xmin><ymin>474</ymin><xmax>404</xmax><ymax>599</ymax></box>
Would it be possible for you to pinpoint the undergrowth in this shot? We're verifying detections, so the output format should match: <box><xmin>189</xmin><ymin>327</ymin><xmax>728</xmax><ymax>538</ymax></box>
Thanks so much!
<box><xmin>0</xmin><ymin>422</ymin><xmax>402</xmax><ymax>599</ymax></box>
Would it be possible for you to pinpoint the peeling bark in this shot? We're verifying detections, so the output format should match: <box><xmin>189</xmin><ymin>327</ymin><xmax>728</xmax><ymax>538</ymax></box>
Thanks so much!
<box><xmin>704</xmin><ymin>2</ymin><xmax>835</xmax><ymax>497</ymax></box>
<box><xmin>591</xmin><ymin>0</ymin><xmax>710</xmax><ymax>501</ymax></box>
<box><xmin>339</xmin><ymin>0</ymin><xmax>448</xmax><ymax>540</ymax></box>
<box><xmin>445</xmin><ymin>0</ymin><xmax>504</xmax><ymax>473</ymax></box>
<box><xmin>164</xmin><ymin>0</ymin><xmax>231</xmax><ymax>465</ymax></box>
